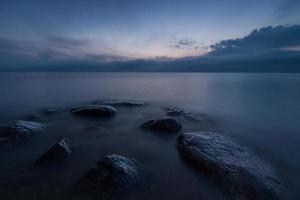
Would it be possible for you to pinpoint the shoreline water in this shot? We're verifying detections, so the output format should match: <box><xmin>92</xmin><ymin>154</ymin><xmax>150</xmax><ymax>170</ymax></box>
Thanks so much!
<box><xmin>0</xmin><ymin>73</ymin><xmax>299</xmax><ymax>199</ymax></box>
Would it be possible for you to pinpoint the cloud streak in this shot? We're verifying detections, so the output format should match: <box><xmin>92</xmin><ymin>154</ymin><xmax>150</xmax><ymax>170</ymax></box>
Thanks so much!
<box><xmin>0</xmin><ymin>36</ymin><xmax>131</xmax><ymax>68</ymax></box>
<box><xmin>46</xmin><ymin>36</ymin><xmax>89</xmax><ymax>50</ymax></box>
<box><xmin>169</xmin><ymin>37</ymin><xmax>205</xmax><ymax>50</ymax></box>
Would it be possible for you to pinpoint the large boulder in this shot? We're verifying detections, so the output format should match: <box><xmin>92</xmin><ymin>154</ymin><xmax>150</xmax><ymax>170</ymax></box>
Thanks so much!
<box><xmin>140</xmin><ymin>117</ymin><xmax>182</xmax><ymax>133</ymax></box>
<box><xmin>71</xmin><ymin>105</ymin><xmax>116</xmax><ymax>117</ymax></box>
<box><xmin>36</xmin><ymin>138</ymin><xmax>72</xmax><ymax>165</ymax></box>
<box><xmin>81</xmin><ymin>154</ymin><xmax>143</xmax><ymax>194</ymax></box>
<box><xmin>0</xmin><ymin>120</ymin><xmax>45</xmax><ymax>143</ymax></box>
<box><xmin>95</xmin><ymin>100</ymin><xmax>145</xmax><ymax>107</ymax></box>
<box><xmin>177</xmin><ymin>132</ymin><xmax>284</xmax><ymax>200</ymax></box>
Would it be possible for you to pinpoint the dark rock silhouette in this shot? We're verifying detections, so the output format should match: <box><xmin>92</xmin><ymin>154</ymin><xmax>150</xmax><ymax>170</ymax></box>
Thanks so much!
<box><xmin>177</xmin><ymin>132</ymin><xmax>284</xmax><ymax>200</ymax></box>
<box><xmin>94</xmin><ymin>100</ymin><xmax>145</xmax><ymax>107</ymax></box>
<box><xmin>0</xmin><ymin>120</ymin><xmax>45</xmax><ymax>143</ymax></box>
<box><xmin>141</xmin><ymin>117</ymin><xmax>182</xmax><ymax>133</ymax></box>
<box><xmin>78</xmin><ymin>154</ymin><xmax>143</xmax><ymax>199</ymax></box>
<box><xmin>36</xmin><ymin>138</ymin><xmax>72</xmax><ymax>165</ymax></box>
<box><xmin>71</xmin><ymin>105</ymin><xmax>116</xmax><ymax>117</ymax></box>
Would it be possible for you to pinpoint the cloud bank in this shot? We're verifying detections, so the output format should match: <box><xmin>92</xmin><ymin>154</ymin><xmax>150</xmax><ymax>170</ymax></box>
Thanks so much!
<box><xmin>209</xmin><ymin>25</ymin><xmax>300</xmax><ymax>56</ymax></box>
<box><xmin>0</xmin><ymin>36</ymin><xmax>130</xmax><ymax>69</ymax></box>
<box><xmin>0</xmin><ymin>25</ymin><xmax>300</xmax><ymax>72</ymax></box>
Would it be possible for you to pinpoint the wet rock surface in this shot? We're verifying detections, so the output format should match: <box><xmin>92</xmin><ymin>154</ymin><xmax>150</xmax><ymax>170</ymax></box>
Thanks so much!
<box><xmin>165</xmin><ymin>107</ymin><xmax>212</xmax><ymax>123</ymax></box>
<box><xmin>0</xmin><ymin>120</ymin><xmax>45</xmax><ymax>143</ymax></box>
<box><xmin>36</xmin><ymin>138</ymin><xmax>72</xmax><ymax>165</ymax></box>
<box><xmin>177</xmin><ymin>132</ymin><xmax>284</xmax><ymax>200</ymax></box>
<box><xmin>140</xmin><ymin>117</ymin><xmax>182</xmax><ymax>133</ymax></box>
<box><xmin>95</xmin><ymin>100</ymin><xmax>145</xmax><ymax>107</ymax></box>
<box><xmin>71</xmin><ymin>105</ymin><xmax>116</xmax><ymax>117</ymax></box>
<box><xmin>78</xmin><ymin>154</ymin><xmax>143</xmax><ymax>198</ymax></box>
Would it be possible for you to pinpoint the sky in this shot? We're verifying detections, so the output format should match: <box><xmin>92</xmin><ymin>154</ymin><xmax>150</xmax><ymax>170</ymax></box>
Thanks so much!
<box><xmin>0</xmin><ymin>0</ymin><xmax>300</xmax><ymax>70</ymax></box>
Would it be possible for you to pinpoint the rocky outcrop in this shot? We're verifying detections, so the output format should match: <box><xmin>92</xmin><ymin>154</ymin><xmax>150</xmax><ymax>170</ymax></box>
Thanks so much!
<box><xmin>177</xmin><ymin>132</ymin><xmax>284</xmax><ymax>200</ymax></box>
<box><xmin>0</xmin><ymin>120</ymin><xmax>45</xmax><ymax>143</ymax></box>
<box><xmin>140</xmin><ymin>117</ymin><xmax>182</xmax><ymax>133</ymax></box>
<box><xmin>95</xmin><ymin>100</ymin><xmax>145</xmax><ymax>107</ymax></box>
<box><xmin>71</xmin><ymin>105</ymin><xmax>116</xmax><ymax>117</ymax></box>
<box><xmin>36</xmin><ymin>138</ymin><xmax>72</xmax><ymax>165</ymax></box>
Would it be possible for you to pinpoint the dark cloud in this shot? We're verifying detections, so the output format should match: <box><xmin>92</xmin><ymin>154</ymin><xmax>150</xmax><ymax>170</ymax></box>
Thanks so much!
<box><xmin>169</xmin><ymin>37</ymin><xmax>202</xmax><ymax>50</ymax></box>
<box><xmin>85</xmin><ymin>54</ymin><xmax>129</xmax><ymax>62</ymax></box>
<box><xmin>163</xmin><ymin>24</ymin><xmax>300</xmax><ymax>72</ymax></box>
<box><xmin>176</xmin><ymin>38</ymin><xmax>196</xmax><ymax>47</ymax></box>
<box><xmin>209</xmin><ymin>25</ymin><xmax>300</xmax><ymax>57</ymax></box>
<box><xmin>161</xmin><ymin>25</ymin><xmax>300</xmax><ymax>72</ymax></box>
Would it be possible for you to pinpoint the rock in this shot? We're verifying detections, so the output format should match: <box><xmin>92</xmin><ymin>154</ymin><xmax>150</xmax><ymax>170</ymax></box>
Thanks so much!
<box><xmin>165</xmin><ymin>107</ymin><xmax>212</xmax><ymax>123</ymax></box>
<box><xmin>82</xmin><ymin>154</ymin><xmax>142</xmax><ymax>192</ymax></box>
<box><xmin>36</xmin><ymin>138</ymin><xmax>72</xmax><ymax>165</ymax></box>
<box><xmin>95</xmin><ymin>100</ymin><xmax>145</xmax><ymax>107</ymax></box>
<box><xmin>0</xmin><ymin>120</ymin><xmax>45</xmax><ymax>143</ymax></box>
<box><xmin>71</xmin><ymin>105</ymin><xmax>116</xmax><ymax>117</ymax></box>
<box><xmin>177</xmin><ymin>132</ymin><xmax>284</xmax><ymax>200</ymax></box>
<box><xmin>41</xmin><ymin>108</ymin><xmax>60</xmax><ymax>115</ymax></box>
<box><xmin>140</xmin><ymin>117</ymin><xmax>182</xmax><ymax>133</ymax></box>
<box><xmin>165</xmin><ymin>107</ymin><xmax>184</xmax><ymax>116</ymax></box>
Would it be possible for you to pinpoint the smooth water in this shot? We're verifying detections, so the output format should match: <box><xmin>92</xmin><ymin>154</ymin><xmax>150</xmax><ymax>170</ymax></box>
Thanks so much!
<box><xmin>0</xmin><ymin>73</ymin><xmax>300</xmax><ymax>199</ymax></box>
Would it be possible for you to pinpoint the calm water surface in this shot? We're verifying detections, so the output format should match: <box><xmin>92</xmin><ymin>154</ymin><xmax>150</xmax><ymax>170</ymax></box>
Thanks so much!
<box><xmin>0</xmin><ymin>73</ymin><xmax>299</xmax><ymax>199</ymax></box>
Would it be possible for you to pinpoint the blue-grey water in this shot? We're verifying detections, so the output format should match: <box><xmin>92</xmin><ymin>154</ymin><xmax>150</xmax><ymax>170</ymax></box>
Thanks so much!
<box><xmin>0</xmin><ymin>73</ymin><xmax>300</xmax><ymax>199</ymax></box>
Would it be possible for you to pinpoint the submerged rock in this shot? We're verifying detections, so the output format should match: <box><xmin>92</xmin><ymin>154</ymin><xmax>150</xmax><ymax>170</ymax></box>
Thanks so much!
<box><xmin>71</xmin><ymin>105</ymin><xmax>116</xmax><ymax>117</ymax></box>
<box><xmin>41</xmin><ymin>107</ymin><xmax>60</xmax><ymax>115</ymax></box>
<box><xmin>165</xmin><ymin>107</ymin><xmax>212</xmax><ymax>123</ymax></box>
<box><xmin>82</xmin><ymin>154</ymin><xmax>143</xmax><ymax>193</ymax></box>
<box><xmin>140</xmin><ymin>117</ymin><xmax>182</xmax><ymax>133</ymax></box>
<box><xmin>0</xmin><ymin>120</ymin><xmax>45</xmax><ymax>142</ymax></box>
<box><xmin>95</xmin><ymin>100</ymin><xmax>145</xmax><ymax>107</ymax></box>
<box><xmin>36</xmin><ymin>138</ymin><xmax>72</xmax><ymax>165</ymax></box>
<box><xmin>177</xmin><ymin>132</ymin><xmax>284</xmax><ymax>200</ymax></box>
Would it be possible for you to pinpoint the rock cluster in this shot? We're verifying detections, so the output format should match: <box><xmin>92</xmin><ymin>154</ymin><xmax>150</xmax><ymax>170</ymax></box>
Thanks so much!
<box><xmin>0</xmin><ymin>101</ymin><xmax>285</xmax><ymax>200</ymax></box>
